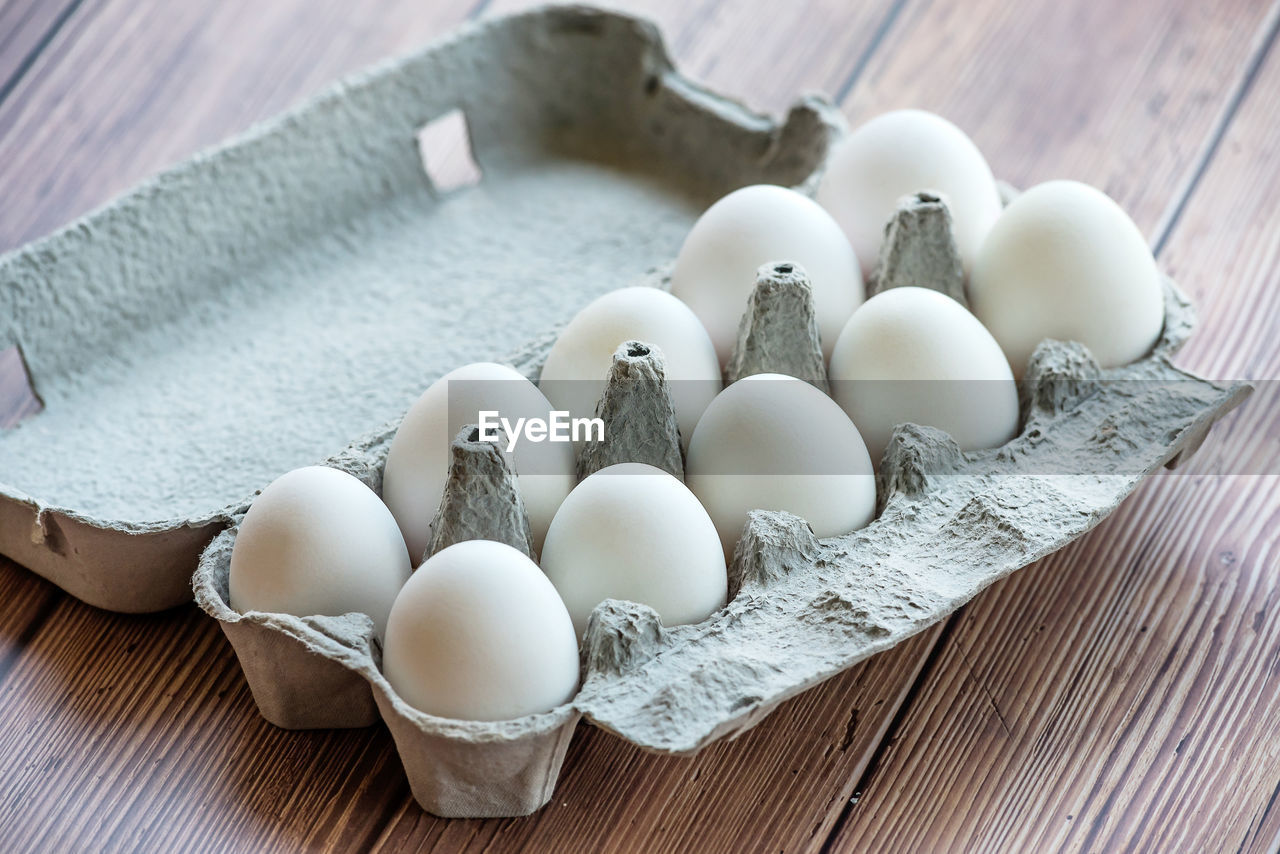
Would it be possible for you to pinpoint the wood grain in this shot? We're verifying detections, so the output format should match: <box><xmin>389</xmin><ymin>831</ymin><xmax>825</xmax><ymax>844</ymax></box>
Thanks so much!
<box><xmin>829</xmin><ymin>471</ymin><xmax>1280</xmax><ymax>852</ymax></box>
<box><xmin>841</xmin><ymin>0</ymin><xmax>1278</xmax><ymax>240</ymax></box>
<box><xmin>0</xmin><ymin>558</ymin><xmax>409</xmax><ymax>852</ymax></box>
<box><xmin>0</xmin><ymin>0</ymin><xmax>79</xmax><ymax>99</ymax></box>
<box><xmin>828</xmin><ymin>7</ymin><xmax>1280</xmax><ymax>852</ymax></box>
<box><xmin>0</xmin><ymin>0</ymin><xmax>487</xmax><ymax>251</ymax></box>
<box><xmin>0</xmin><ymin>0</ymin><xmax>1278</xmax><ymax>850</ymax></box>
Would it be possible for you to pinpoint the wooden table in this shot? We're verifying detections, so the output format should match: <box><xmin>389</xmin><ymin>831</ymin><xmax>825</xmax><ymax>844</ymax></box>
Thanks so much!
<box><xmin>1</xmin><ymin>0</ymin><xmax>1278</xmax><ymax>850</ymax></box>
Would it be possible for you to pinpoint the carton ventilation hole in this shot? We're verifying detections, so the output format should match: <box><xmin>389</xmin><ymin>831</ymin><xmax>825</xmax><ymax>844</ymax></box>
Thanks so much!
<box><xmin>417</xmin><ymin>109</ymin><xmax>483</xmax><ymax>193</ymax></box>
<box><xmin>0</xmin><ymin>345</ymin><xmax>43</xmax><ymax>430</ymax></box>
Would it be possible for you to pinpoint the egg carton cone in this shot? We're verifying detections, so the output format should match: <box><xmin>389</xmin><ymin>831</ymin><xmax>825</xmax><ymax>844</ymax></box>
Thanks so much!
<box><xmin>0</xmin><ymin>0</ymin><xmax>1244</xmax><ymax>818</ymax></box>
<box><xmin>726</xmin><ymin>261</ymin><xmax>829</xmax><ymax>391</ymax></box>
<box><xmin>577</xmin><ymin>340</ymin><xmax>685</xmax><ymax>479</ymax></box>
<box><xmin>427</xmin><ymin>425</ymin><xmax>535</xmax><ymax>562</ymax></box>
<box><xmin>869</xmin><ymin>191</ymin><xmax>968</xmax><ymax>306</ymax></box>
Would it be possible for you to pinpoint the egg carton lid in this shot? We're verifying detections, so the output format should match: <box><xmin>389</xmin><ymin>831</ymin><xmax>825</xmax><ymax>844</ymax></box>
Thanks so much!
<box><xmin>0</xmin><ymin>5</ymin><xmax>838</xmax><ymax>611</ymax></box>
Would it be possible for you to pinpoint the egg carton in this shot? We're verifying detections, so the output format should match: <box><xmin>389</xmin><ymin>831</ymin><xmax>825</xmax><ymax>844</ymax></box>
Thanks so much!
<box><xmin>0</xmin><ymin>0</ymin><xmax>1246</xmax><ymax>819</ymax></box>
<box><xmin>196</xmin><ymin>243</ymin><xmax>1246</xmax><ymax>816</ymax></box>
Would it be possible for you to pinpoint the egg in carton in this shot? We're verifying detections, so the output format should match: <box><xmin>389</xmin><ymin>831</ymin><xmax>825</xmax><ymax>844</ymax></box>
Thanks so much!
<box><xmin>195</xmin><ymin>179</ymin><xmax>1247</xmax><ymax>819</ymax></box>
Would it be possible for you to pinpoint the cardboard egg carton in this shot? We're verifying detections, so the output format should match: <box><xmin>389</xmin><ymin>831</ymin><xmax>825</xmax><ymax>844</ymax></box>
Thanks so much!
<box><xmin>0</xmin><ymin>1</ymin><xmax>1247</xmax><ymax>819</ymax></box>
<box><xmin>196</xmin><ymin>242</ymin><xmax>1245</xmax><ymax>814</ymax></box>
<box><xmin>197</xmin><ymin>193</ymin><xmax>1248</xmax><ymax>820</ymax></box>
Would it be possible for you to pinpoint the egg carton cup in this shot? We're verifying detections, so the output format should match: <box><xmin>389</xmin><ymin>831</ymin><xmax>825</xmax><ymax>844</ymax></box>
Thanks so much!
<box><xmin>197</xmin><ymin>517</ymin><xmax>579</xmax><ymax>818</ymax></box>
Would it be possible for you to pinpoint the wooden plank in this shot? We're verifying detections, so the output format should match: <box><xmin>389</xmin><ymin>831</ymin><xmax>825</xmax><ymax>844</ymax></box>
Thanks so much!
<box><xmin>841</xmin><ymin>0</ymin><xmax>1276</xmax><ymax>239</ymax></box>
<box><xmin>0</xmin><ymin>584</ymin><xmax>412</xmax><ymax>851</ymax></box>
<box><xmin>0</xmin><ymin>0</ymin><xmax>487</xmax><ymax>251</ymax></box>
<box><xmin>0</xmin><ymin>555</ymin><xmax>939</xmax><ymax>850</ymax></box>
<box><xmin>0</xmin><ymin>560</ymin><xmax>60</xmax><ymax>676</ymax></box>
<box><xmin>0</xmin><ymin>602</ymin><xmax>935</xmax><ymax>851</ymax></box>
<box><xmin>828</xmin><ymin>13</ymin><xmax>1280</xmax><ymax>852</ymax></box>
<box><xmin>828</xmin><ymin>473</ymin><xmax>1280</xmax><ymax>852</ymax></box>
<box><xmin>0</xmin><ymin>0</ymin><xmax>82</xmax><ymax>752</ymax></box>
<box><xmin>0</xmin><ymin>0</ymin><xmax>80</xmax><ymax>99</ymax></box>
<box><xmin>0</xmin><ymin>0</ymin><xmax>1274</xmax><ymax>851</ymax></box>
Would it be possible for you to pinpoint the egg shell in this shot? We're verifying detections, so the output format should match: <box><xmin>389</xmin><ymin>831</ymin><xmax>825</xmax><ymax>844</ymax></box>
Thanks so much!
<box><xmin>828</xmin><ymin>286</ymin><xmax>1020</xmax><ymax>464</ymax></box>
<box><xmin>685</xmin><ymin>374</ymin><xmax>877</xmax><ymax>554</ymax></box>
<box><xmin>228</xmin><ymin>465</ymin><xmax>412</xmax><ymax>639</ymax></box>
<box><xmin>538</xmin><ymin>288</ymin><xmax>721</xmax><ymax>451</ymax></box>
<box><xmin>969</xmin><ymin>180</ymin><xmax>1165</xmax><ymax>376</ymax></box>
<box><xmin>383</xmin><ymin>362</ymin><xmax>575</xmax><ymax>562</ymax></box>
<box><xmin>670</xmin><ymin>184</ymin><xmax>864</xmax><ymax>364</ymax></box>
<box><xmin>816</xmin><ymin>109</ymin><xmax>1002</xmax><ymax>279</ymax></box>
<box><xmin>382</xmin><ymin>540</ymin><xmax>580</xmax><ymax>722</ymax></box>
<box><xmin>541</xmin><ymin>462</ymin><xmax>728</xmax><ymax>637</ymax></box>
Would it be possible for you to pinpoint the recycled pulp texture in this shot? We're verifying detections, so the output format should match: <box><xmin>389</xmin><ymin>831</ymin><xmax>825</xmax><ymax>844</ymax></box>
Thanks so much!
<box><xmin>0</xmin><ymin>6</ymin><xmax>836</xmax><ymax>611</ymax></box>
<box><xmin>427</xmin><ymin>426</ymin><xmax>536</xmax><ymax>562</ymax></box>
<box><xmin>726</xmin><ymin>261</ymin><xmax>830</xmax><ymax>390</ymax></box>
<box><xmin>870</xmin><ymin>191</ymin><xmax>968</xmax><ymax>305</ymax></box>
<box><xmin>576</xmin><ymin>286</ymin><xmax>1248</xmax><ymax>752</ymax></box>
<box><xmin>577</xmin><ymin>341</ymin><xmax>684</xmax><ymax>479</ymax></box>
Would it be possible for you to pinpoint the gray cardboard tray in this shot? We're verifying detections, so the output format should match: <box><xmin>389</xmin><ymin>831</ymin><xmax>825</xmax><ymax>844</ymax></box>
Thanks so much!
<box><xmin>193</xmin><ymin>265</ymin><xmax>1248</xmax><ymax>817</ymax></box>
<box><xmin>0</xmin><ymin>6</ymin><xmax>832</xmax><ymax>611</ymax></box>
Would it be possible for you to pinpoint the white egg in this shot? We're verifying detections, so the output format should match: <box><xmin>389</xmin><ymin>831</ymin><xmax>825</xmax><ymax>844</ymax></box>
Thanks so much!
<box><xmin>541</xmin><ymin>462</ymin><xmax>727</xmax><ymax>637</ymax></box>
<box><xmin>685</xmin><ymin>374</ymin><xmax>876</xmax><ymax>554</ymax></box>
<box><xmin>538</xmin><ymin>288</ymin><xmax>722</xmax><ymax>451</ymax></box>
<box><xmin>817</xmin><ymin>109</ymin><xmax>1002</xmax><ymax>278</ymax></box>
<box><xmin>670</xmin><ymin>184</ymin><xmax>864</xmax><ymax>365</ymax></box>
<box><xmin>969</xmin><ymin>180</ymin><xmax>1165</xmax><ymax>376</ymax></box>
<box><xmin>828</xmin><ymin>287</ymin><xmax>1019</xmax><ymax>464</ymax></box>
<box><xmin>381</xmin><ymin>540</ymin><xmax>580</xmax><ymax>721</ymax></box>
<box><xmin>229</xmin><ymin>465</ymin><xmax>412</xmax><ymax>639</ymax></box>
<box><xmin>383</xmin><ymin>362</ymin><xmax>575</xmax><ymax>562</ymax></box>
